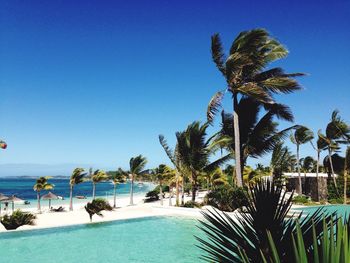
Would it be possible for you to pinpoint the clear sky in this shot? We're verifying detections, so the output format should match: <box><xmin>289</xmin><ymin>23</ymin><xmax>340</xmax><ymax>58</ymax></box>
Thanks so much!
<box><xmin>0</xmin><ymin>0</ymin><xmax>349</xmax><ymax>176</ymax></box>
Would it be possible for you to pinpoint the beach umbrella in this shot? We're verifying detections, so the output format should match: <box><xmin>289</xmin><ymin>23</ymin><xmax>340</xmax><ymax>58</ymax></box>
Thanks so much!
<box><xmin>6</xmin><ymin>195</ymin><xmax>24</xmax><ymax>212</ymax></box>
<box><xmin>41</xmin><ymin>192</ymin><xmax>59</xmax><ymax>209</ymax></box>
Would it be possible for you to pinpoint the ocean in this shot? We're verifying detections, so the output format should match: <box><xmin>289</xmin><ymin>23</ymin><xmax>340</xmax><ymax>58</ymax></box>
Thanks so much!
<box><xmin>0</xmin><ymin>177</ymin><xmax>153</xmax><ymax>208</ymax></box>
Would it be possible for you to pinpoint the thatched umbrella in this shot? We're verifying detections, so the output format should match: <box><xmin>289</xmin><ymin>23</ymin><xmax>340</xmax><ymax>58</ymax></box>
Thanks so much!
<box><xmin>41</xmin><ymin>192</ymin><xmax>59</xmax><ymax>209</ymax></box>
<box><xmin>5</xmin><ymin>195</ymin><xmax>24</xmax><ymax>212</ymax></box>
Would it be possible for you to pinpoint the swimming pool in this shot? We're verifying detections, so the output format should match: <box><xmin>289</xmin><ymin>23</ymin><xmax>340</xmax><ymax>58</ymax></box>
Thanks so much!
<box><xmin>293</xmin><ymin>204</ymin><xmax>350</xmax><ymax>218</ymax></box>
<box><xmin>0</xmin><ymin>216</ymin><xmax>205</xmax><ymax>263</ymax></box>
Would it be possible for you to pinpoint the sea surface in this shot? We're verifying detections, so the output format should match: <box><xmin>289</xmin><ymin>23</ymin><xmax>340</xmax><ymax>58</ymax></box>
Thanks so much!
<box><xmin>0</xmin><ymin>177</ymin><xmax>153</xmax><ymax>208</ymax></box>
<box><xmin>0</xmin><ymin>216</ymin><xmax>206</xmax><ymax>263</ymax></box>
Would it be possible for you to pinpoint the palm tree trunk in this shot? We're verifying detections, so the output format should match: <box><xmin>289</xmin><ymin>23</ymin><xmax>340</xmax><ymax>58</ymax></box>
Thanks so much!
<box><xmin>207</xmin><ymin>177</ymin><xmax>210</xmax><ymax>192</ymax></box>
<box><xmin>315</xmin><ymin>150</ymin><xmax>320</xmax><ymax>201</ymax></box>
<box><xmin>328</xmin><ymin>149</ymin><xmax>339</xmax><ymax>195</ymax></box>
<box><xmin>92</xmin><ymin>183</ymin><xmax>96</xmax><ymax>200</ymax></box>
<box><xmin>130</xmin><ymin>175</ymin><xmax>134</xmax><ymax>205</ymax></box>
<box><xmin>113</xmin><ymin>183</ymin><xmax>117</xmax><ymax>208</ymax></box>
<box><xmin>159</xmin><ymin>181</ymin><xmax>163</xmax><ymax>205</ymax></box>
<box><xmin>69</xmin><ymin>185</ymin><xmax>73</xmax><ymax>211</ymax></box>
<box><xmin>175</xmin><ymin>172</ymin><xmax>179</xmax><ymax>206</ymax></box>
<box><xmin>344</xmin><ymin>169</ymin><xmax>347</xmax><ymax>204</ymax></box>
<box><xmin>169</xmin><ymin>187</ymin><xmax>172</xmax><ymax>206</ymax></box>
<box><xmin>181</xmin><ymin>174</ymin><xmax>185</xmax><ymax>205</ymax></box>
<box><xmin>233</xmin><ymin>94</ymin><xmax>242</xmax><ymax>187</ymax></box>
<box><xmin>191</xmin><ymin>171</ymin><xmax>196</xmax><ymax>202</ymax></box>
<box><xmin>37</xmin><ymin>191</ymin><xmax>41</xmax><ymax>212</ymax></box>
<box><xmin>296</xmin><ymin>144</ymin><xmax>302</xmax><ymax>194</ymax></box>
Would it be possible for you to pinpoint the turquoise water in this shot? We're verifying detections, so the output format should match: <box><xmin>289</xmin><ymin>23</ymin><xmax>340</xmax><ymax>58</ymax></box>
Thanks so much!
<box><xmin>294</xmin><ymin>205</ymin><xmax>350</xmax><ymax>218</ymax></box>
<box><xmin>0</xmin><ymin>177</ymin><xmax>153</xmax><ymax>208</ymax></box>
<box><xmin>0</xmin><ymin>216</ymin><xmax>205</xmax><ymax>263</ymax></box>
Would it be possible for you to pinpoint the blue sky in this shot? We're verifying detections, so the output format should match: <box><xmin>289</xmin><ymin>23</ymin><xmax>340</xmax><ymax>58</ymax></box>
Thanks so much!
<box><xmin>0</xmin><ymin>0</ymin><xmax>349</xmax><ymax>176</ymax></box>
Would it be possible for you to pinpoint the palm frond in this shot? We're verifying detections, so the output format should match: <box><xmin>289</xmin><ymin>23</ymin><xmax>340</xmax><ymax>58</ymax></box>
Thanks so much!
<box><xmin>207</xmin><ymin>91</ymin><xmax>225</xmax><ymax>124</ymax></box>
<box><xmin>211</xmin><ymin>33</ymin><xmax>227</xmax><ymax>76</ymax></box>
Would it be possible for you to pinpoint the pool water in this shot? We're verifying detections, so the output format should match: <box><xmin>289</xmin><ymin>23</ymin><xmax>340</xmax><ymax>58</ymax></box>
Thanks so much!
<box><xmin>0</xmin><ymin>216</ymin><xmax>206</xmax><ymax>263</ymax></box>
<box><xmin>294</xmin><ymin>205</ymin><xmax>350</xmax><ymax>218</ymax></box>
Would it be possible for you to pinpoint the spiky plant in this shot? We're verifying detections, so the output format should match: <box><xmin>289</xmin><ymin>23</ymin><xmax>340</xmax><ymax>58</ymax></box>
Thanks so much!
<box><xmin>0</xmin><ymin>209</ymin><xmax>36</xmax><ymax>230</ymax></box>
<box><xmin>69</xmin><ymin>168</ymin><xmax>87</xmax><ymax>211</ymax></box>
<box><xmin>207</xmin><ymin>29</ymin><xmax>303</xmax><ymax>187</ymax></box>
<box><xmin>196</xmin><ymin>180</ymin><xmax>333</xmax><ymax>262</ymax></box>
<box><xmin>84</xmin><ymin>198</ymin><xmax>112</xmax><ymax>222</ymax></box>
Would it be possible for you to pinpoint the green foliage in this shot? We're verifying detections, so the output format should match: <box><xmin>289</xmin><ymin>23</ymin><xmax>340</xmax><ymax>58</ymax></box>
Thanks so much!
<box><xmin>144</xmin><ymin>190</ymin><xmax>159</xmax><ymax>202</ymax></box>
<box><xmin>182</xmin><ymin>201</ymin><xmax>202</xmax><ymax>208</ymax></box>
<box><xmin>33</xmin><ymin>176</ymin><xmax>54</xmax><ymax>192</ymax></box>
<box><xmin>84</xmin><ymin>198</ymin><xmax>112</xmax><ymax>222</ymax></box>
<box><xmin>0</xmin><ymin>210</ymin><xmax>36</xmax><ymax>230</ymax></box>
<box><xmin>197</xmin><ymin>180</ymin><xmax>333</xmax><ymax>262</ymax></box>
<box><xmin>328</xmin><ymin>197</ymin><xmax>344</xmax><ymax>204</ymax></box>
<box><xmin>70</xmin><ymin>168</ymin><xmax>87</xmax><ymax>186</ymax></box>
<box><xmin>204</xmin><ymin>184</ymin><xmax>248</xmax><ymax>212</ymax></box>
<box><xmin>292</xmin><ymin>195</ymin><xmax>310</xmax><ymax>205</ymax></box>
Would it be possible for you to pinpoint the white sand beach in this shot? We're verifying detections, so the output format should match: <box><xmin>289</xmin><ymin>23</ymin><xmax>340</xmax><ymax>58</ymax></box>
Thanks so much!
<box><xmin>0</xmin><ymin>192</ymin><xmax>208</xmax><ymax>232</ymax></box>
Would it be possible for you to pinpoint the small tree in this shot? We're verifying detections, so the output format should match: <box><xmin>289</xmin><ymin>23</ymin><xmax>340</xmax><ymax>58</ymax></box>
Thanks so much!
<box><xmin>69</xmin><ymin>168</ymin><xmax>87</xmax><ymax>211</ymax></box>
<box><xmin>0</xmin><ymin>209</ymin><xmax>36</xmax><ymax>230</ymax></box>
<box><xmin>84</xmin><ymin>198</ymin><xmax>112</xmax><ymax>222</ymax></box>
<box><xmin>110</xmin><ymin>168</ymin><xmax>127</xmax><ymax>208</ymax></box>
<box><xmin>33</xmin><ymin>176</ymin><xmax>54</xmax><ymax>212</ymax></box>
<box><xmin>91</xmin><ymin>170</ymin><xmax>109</xmax><ymax>200</ymax></box>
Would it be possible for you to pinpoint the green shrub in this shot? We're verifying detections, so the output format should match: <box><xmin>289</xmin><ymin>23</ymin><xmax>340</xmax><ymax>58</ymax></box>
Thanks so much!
<box><xmin>292</xmin><ymin>195</ymin><xmax>310</xmax><ymax>204</ymax></box>
<box><xmin>182</xmin><ymin>201</ymin><xmax>202</xmax><ymax>208</ymax></box>
<box><xmin>329</xmin><ymin>197</ymin><xmax>344</xmax><ymax>204</ymax></box>
<box><xmin>0</xmin><ymin>209</ymin><xmax>36</xmax><ymax>230</ymax></box>
<box><xmin>145</xmin><ymin>190</ymin><xmax>159</xmax><ymax>202</ymax></box>
<box><xmin>85</xmin><ymin>198</ymin><xmax>112</xmax><ymax>222</ymax></box>
<box><xmin>154</xmin><ymin>185</ymin><xmax>169</xmax><ymax>193</ymax></box>
<box><xmin>204</xmin><ymin>185</ymin><xmax>248</xmax><ymax>212</ymax></box>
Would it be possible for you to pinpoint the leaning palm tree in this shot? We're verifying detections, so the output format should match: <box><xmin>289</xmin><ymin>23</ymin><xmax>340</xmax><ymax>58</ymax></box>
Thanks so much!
<box><xmin>207</xmin><ymin>29</ymin><xmax>303</xmax><ymax>187</ymax></box>
<box><xmin>210</xmin><ymin>97</ymin><xmax>297</xmax><ymax>178</ymax></box>
<box><xmin>129</xmin><ymin>155</ymin><xmax>147</xmax><ymax>205</ymax></box>
<box><xmin>290</xmin><ymin>126</ymin><xmax>314</xmax><ymax>194</ymax></box>
<box><xmin>176</xmin><ymin>121</ymin><xmax>231</xmax><ymax>202</ymax></box>
<box><xmin>110</xmin><ymin>168</ymin><xmax>127</xmax><ymax>208</ymax></box>
<box><xmin>69</xmin><ymin>168</ymin><xmax>87</xmax><ymax>211</ymax></box>
<box><xmin>33</xmin><ymin>176</ymin><xmax>54</xmax><ymax>212</ymax></box>
<box><xmin>152</xmin><ymin>164</ymin><xmax>173</xmax><ymax>206</ymax></box>
<box><xmin>91</xmin><ymin>170</ymin><xmax>109</xmax><ymax>200</ymax></box>
<box><xmin>270</xmin><ymin>142</ymin><xmax>296</xmax><ymax>179</ymax></box>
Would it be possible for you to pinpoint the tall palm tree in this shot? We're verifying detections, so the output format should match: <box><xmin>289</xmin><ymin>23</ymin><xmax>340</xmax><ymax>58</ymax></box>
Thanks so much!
<box><xmin>91</xmin><ymin>170</ymin><xmax>109</xmax><ymax>200</ymax></box>
<box><xmin>176</xmin><ymin>122</ymin><xmax>231</xmax><ymax>202</ymax></box>
<box><xmin>290</xmin><ymin>126</ymin><xmax>314</xmax><ymax>194</ymax></box>
<box><xmin>344</xmin><ymin>147</ymin><xmax>350</xmax><ymax>204</ymax></box>
<box><xmin>152</xmin><ymin>164</ymin><xmax>172</xmax><ymax>206</ymax></box>
<box><xmin>210</xmin><ymin>97</ymin><xmax>297</xmax><ymax>177</ymax></box>
<box><xmin>270</xmin><ymin>142</ymin><xmax>296</xmax><ymax>179</ymax></box>
<box><xmin>33</xmin><ymin>176</ymin><xmax>54</xmax><ymax>212</ymax></box>
<box><xmin>159</xmin><ymin>135</ymin><xmax>184</xmax><ymax>206</ymax></box>
<box><xmin>110</xmin><ymin>168</ymin><xmax>126</xmax><ymax>208</ymax></box>
<box><xmin>129</xmin><ymin>155</ymin><xmax>147</xmax><ymax>205</ymax></box>
<box><xmin>207</xmin><ymin>29</ymin><xmax>303</xmax><ymax>186</ymax></box>
<box><xmin>319</xmin><ymin>111</ymin><xmax>349</xmax><ymax>194</ymax></box>
<box><xmin>69</xmin><ymin>168</ymin><xmax>87</xmax><ymax>211</ymax></box>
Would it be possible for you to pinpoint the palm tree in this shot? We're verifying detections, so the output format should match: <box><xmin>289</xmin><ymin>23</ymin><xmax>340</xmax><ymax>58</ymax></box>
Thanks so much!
<box><xmin>69</xmin><ymin>168</ymin><xmax>87</xmax><ymax>211</ymax></box>
<box><xmin>270</xmin><ymin>142</ymin><xmax>296</xmax><ymax>179</ymax></box>
<box><xmin>175</xmin><ymin>122</ymin><xmax>231</xmax><ymax>202</ymax></box>
<box><xmin>110</xmin><ymin>168</ymin><xmax>126</xmax><ymax>208</ymax></box>
<box><xmin>129</xmin><ymin>155</ymin><xmax>147</xmax><ymax>205</ymax></box>
<box><xmin>344</xmin><ymin>147</ymin><xmax>350</xmax><ymax>204</ymax></box>
<box><xmin>159</xmin><ymin>135</ymin><xmax>183</xmax><ymax>206</ymax></box>
<box><xmin>91</xmin><ymin>170</ymin><xmax>109</xmax><ymax>200</ymax></box>
<box><xmin>33</xmin><ymin>176</ymin><xmax>54</xmax><ymax>212</ymax></box>
<box><xmin>290</xmin><ymin>126</ymin><xmax>314</xmax><ymax>194</ymax></box>
<box><xmin>207</xmin><ymin>29</ymin><xmax>303</xmax><ymax>187</ymax></box>
<box><xmin>152</xmin><ymin>164</ymin><xmax>172</xmax><ymax>206</ymax></box>
<box><xmin>210</xmin><ymin>97</ymin><xmax>297</xmax><ymax>177</ymax></box>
